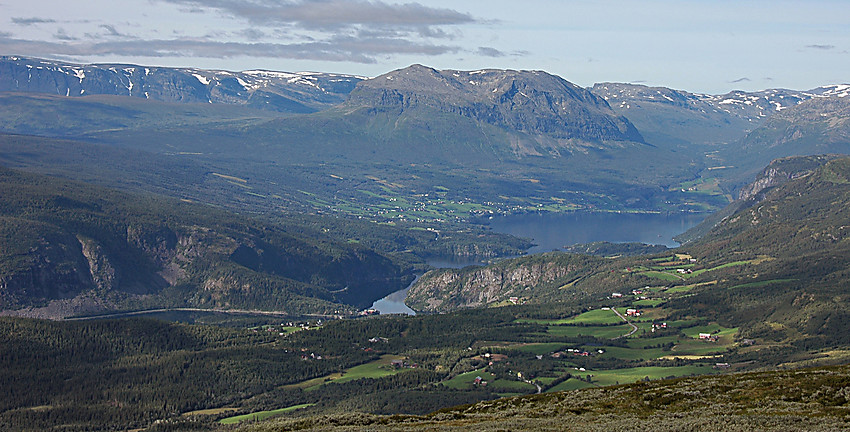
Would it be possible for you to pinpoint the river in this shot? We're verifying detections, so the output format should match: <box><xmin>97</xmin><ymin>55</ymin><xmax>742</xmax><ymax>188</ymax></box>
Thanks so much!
<box><xmin>369</xmin><ymin>211</ymin><xmax>706</xmax><ymax>315</ymax></box>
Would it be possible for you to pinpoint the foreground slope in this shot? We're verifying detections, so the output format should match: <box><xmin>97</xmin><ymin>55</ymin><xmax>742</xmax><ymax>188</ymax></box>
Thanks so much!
<box><xmin>249</xmin><ymin>365</ymin><xmax>850</xmax><ymax>432</ymax></box>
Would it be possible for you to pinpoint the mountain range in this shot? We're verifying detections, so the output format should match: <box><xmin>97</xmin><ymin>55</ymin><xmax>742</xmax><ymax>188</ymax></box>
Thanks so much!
<box><xmin>2</xmin><ymin>55</ymin><xmax>850</xmax><ymax>431</ymax></box>
<box><xmin>0</xmin><ymin>55</ymin><xmax>362</xmax><ymax>113</ymax></box>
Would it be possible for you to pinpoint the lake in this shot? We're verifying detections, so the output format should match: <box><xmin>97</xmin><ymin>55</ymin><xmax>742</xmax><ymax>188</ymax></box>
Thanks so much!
<box><xmin>487</xmin><ymin>211</ymin><xmax>706</xmax><ymax>253</ymax></box>
<box><xmin>369</xmin><ymin>211</ymin><xmax>706</xmax><ymax>315</ymax></box>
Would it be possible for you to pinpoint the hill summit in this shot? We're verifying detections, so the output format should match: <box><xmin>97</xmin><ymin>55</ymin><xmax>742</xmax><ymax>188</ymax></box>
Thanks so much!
<box><xmin>347</xmin><ymin>64</ymin><xmax>644</xmax><ymax>144</ymax></box>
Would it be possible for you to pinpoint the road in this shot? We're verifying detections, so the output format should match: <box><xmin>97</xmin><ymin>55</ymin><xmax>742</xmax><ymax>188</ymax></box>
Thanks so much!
<box><xmin>609</xmin><ymin>307</ymin><xmax>639</xmax><ymax>339</ymax></box>
<box><xmin>63</xmin><ymin>308</ymin><xmax>341</xmax><ymax>321</ymax></box>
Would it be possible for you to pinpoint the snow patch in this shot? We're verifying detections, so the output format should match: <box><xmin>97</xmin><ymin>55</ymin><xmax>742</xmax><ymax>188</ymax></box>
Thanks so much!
<box><xmin>242</xmin><ymin>70</ymin><xmax>299</xmax><ymax>79</ymax></box>
<box><xmin>192</xmin><ymin>74</ymin><xmax>210</xmax><ymax>85</ymax></box>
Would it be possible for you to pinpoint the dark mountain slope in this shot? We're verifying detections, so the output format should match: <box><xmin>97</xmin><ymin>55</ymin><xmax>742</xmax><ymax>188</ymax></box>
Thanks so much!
<box><xmin>0</xmin><ymin>167</ymin><xmax>413</xmax><ymax>318</ymax></box>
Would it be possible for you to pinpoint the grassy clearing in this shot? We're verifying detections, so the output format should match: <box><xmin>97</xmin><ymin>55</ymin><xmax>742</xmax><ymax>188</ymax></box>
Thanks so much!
<box><xmin>513</xmin><ymin>342</ymin><xmax>569</xmax><ymax>355</ymax></box>
<box><xmin>640</xmin><ymin>271</ymin><xmax>683</xmax><ymax>282</ymax></box>
<box><xmin>689</xmin><ymin>260</ymin><xmax>751</xmax><ymax>277</ymax></box>
<box><xmin>182</xmin><ymin>407</ymin><xmax>238</xmax><ymax>417</ymax></box>
<box><xmin>625</xmin><ymin>335</ymin><xmax>680</xmax><ymax>349</ymax></box>
<box><xmin>331</xmin><ymin>355</ymin><xmax>407</xmax><ymax>385</ymax></box>
<box><xmin>518</xmin><ymin>308</ymin><xmax>623</xmax><ymax>325</ymax></box>
<box><xmin>561</xmin><ymin>309</ymin><xmax>625</xmax><ymax>325</ymax></box>
<box><xmin>442</xmin><ymin>369</ymin><xmax>496</xmax><ymax>389</ymax></box>
<box><xmin>547</xmin><ymin>325</ymin><xmax>632</xmax><ymax>339</ymax></box>
<box><xmin>681</xmin><ymin>324</ymin><xmax>735</xmax><ymax>338</ymax></box>
<box><xmin>728</xmin><ymin>279</ymin><xmax>795</xmax><ymax>290</ymax></box>
<box><xmin>546</xmin><ymin>379</ymin><xmax>595</xmax><ymax>392</ymax></box>
<box><xmin>303</xmin><ymin>355</ymin><xmax>406</xmax><ymax>391</ymax></box>
<box><xmin>589</xmin><ymin>365</ymin><xmax>716</xmax><ymax>387</ymax></box>
<box><xmin>219</xmin><ymin>404</ymin><xmax>314</xmax><ymax>424</ymax></box>
<box><xmin>595</xmin><ymin>346</ymin><xmax>669</xmax><ymax>361</ymax></box>
<box><xmin>443</xmin><ymin>369</ymin><xmax>534</xmax><ymax>393</ymax></box>
<box><xmin>282</xmin><ymin>355</ymin><xmax>407</xmax><ymax>392</ymax></box>
<box><xmin>634</xmin><ymin>299</ymin><xmax>666</xmax><ymax>307</ymax></box>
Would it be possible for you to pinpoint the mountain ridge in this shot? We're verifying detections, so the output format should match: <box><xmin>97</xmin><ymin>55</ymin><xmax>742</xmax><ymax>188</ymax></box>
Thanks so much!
<box><xmin>0</xmin><ymin>55</ymin><xmax>363</xmax><ymax>113</ymax></box>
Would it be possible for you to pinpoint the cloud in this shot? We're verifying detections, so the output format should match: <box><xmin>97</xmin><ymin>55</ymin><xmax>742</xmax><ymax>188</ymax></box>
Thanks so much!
<box><xmin>238</xmin><ymin>28</ymin><xmax>268</xmax><ymax>40</ymax></box>
<box><xmin>158</xmin><ymin>0</ymin><xmax>474</xmax><ymax>33</ymax></box>
<box><xmin>806</xmin><ymin>44</ymin><xmax>835</xmax><ymax>50</ymax></box>
<box><xmin>11</xmin><ymin>17</ymin><xmax>56</xmax><ymax>26</ymax></box>
<box><xmin>98</xmin><ymin>25</ymin><xmax>130</xmax><ymax>38</ymax></box>
<box><xmin>1</xmin><ymin>1</ymin><xmax>478</xmax><ymax>65</ymax></box>
<box><xmin>0</xmin><ymin>34</ymin><xmax>459</xmax><ymax>64</ymax></box>
<box><xmin>53</xmin><ymin>29</ymin><xmax>77</xmax><ymax>41</ymax></box>
<box><xmin>476</xmin><ymin>47</ymin><xmax>504</xmax><ymax>57</ymax></box>
<box><xmin>729</xmin><ymin>77</ymin><xmax>750</xmax><ymax>83</ymax></box>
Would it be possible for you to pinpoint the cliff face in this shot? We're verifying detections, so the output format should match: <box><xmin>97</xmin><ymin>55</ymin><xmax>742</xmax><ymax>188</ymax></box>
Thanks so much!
<box><xmin>406</xmin><ymin>254</ymin><xmax>593</xmax><ymax>313</ymax></box>
<box><xmin>737</xmin><ymin>155</ymin><xmax>840</xmax><ymax>201</ymax></box>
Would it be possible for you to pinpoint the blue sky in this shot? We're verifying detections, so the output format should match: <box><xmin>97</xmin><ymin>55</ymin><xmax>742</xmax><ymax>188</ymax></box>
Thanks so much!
<box><xmin>1</xmin><ymin>0</ymin><xmax>847</xmax><ymax>93</ymax></box>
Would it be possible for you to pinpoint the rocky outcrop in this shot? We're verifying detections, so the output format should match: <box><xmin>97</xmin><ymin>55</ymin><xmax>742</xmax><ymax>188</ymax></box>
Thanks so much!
<box><xmin>737</xmin><ymin>155</ymin><xmax>838</xmax><ymax>201</ymax></box>
<box><xmin>406</xmin><ymin>254</ymin><xmax>589</xmax><ymax>313</ymax></box>
<box><xmin>77</xmin><ymin>236</ymin><xmax>118</xmax><ymax>293</ymax></box>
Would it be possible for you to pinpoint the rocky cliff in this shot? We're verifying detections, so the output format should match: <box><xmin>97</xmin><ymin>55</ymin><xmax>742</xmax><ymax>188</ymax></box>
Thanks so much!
<box><xmin>406</xmin><ymin>253</ymin><xmax>599</xmax><ymax>313</ymax></box>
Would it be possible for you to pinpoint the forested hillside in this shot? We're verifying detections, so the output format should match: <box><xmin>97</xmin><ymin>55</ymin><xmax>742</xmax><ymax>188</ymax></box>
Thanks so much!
<box><xmin>0</xmin><ymin>166</ymin><xmax>413</xmax><ymax>317</ymax></box>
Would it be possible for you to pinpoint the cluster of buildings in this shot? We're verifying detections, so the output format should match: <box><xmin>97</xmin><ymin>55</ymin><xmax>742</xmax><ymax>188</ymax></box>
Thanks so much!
<box><xmin>551</xmin><ymin>348</ymin><xmax>605</xmax><ymax>358</ymax></box>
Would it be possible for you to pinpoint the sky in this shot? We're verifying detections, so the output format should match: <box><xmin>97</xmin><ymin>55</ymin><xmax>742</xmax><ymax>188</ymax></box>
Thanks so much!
<box><xmin>1</xmin><ymin>0</ymin><xmax>848</xmax><ymax>94</ymax></box>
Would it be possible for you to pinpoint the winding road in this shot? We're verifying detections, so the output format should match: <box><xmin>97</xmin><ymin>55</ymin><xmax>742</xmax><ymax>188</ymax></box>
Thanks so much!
<box><xmin>609</xmin><ymin>307</ymin><xmax>639</xmax><ymax>339</ymax></box>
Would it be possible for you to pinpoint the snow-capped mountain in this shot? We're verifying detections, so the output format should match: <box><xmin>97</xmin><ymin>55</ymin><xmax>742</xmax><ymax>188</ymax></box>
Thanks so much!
<box><xmin>0</xmin><ymin>56</ymin><xmax>364</xmax><ymax>113</ymax></box>
<box><xmin>590</xmin><ymin>82</ymin><xmax>850</xmax><ymax>148</ymax></box>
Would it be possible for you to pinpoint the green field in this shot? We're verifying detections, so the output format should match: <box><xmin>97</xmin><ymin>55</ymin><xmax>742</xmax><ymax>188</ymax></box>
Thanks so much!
<box><xmin>559</xmin><ymin>309</ymin><xmax>626</xmax><ymax>325</ymax></box>
<box><xmin>547</xmin><ymin>324</ymin><xmax>632</xmax><ymax>339</ymax></box>
<box><xmin>588</xmin><ymin>365</ymin><xmax>716</xmax><ymax>386</ymax></box>
<box><xmin>512</xmin><ymin>342</ymin><xmax>569</xmax><ymax>355</ymax></box>
<box><xmin>442</xmin><ymin>369</ymin><xmax>535</xmax><ymax>393</ymax></box>
<box><xmin>302</xmin><ymin>355</ymin><xmax>407</xmax><ymax>391</ymax></box>
<box><xmin>640</xmin><ymin>271</ymin><xmax>683</xmax><ymax>281</ymax></box>
<box><xmin>219</xmin><ymin>404</ymin><xmax>314</xmax><ymax>424</ymax></box>
<box><xmin>596</xmin><ymin>346</ymin><xmax>669</xmax><ymax>361</ymax></box>
<box><xmin>546</xmin><ymin>378</ymin><xmax>595</xmax><ymax>392</ymax></box>
<box><xmin>331</xmin><ymin>356</ymin><xmax>408</xmax><ymax>385</ymax></box>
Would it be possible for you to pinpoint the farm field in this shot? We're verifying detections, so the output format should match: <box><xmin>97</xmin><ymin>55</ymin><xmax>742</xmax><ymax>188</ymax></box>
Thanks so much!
<box><xmin>219</xmin><ymin>404</ymin><xmax>314</xmax><ymax>425</ymax></box>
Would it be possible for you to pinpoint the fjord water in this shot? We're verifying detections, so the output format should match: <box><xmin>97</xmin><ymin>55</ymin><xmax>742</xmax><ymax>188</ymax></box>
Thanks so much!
<box><xmin>370</xmin><ymin>211</ymin><xmax>706</xmax><ymax>315</ymax></box>
<box><xmin>487</xmin><ymin>211</ymin><xmax>706</xmax><ymax>253</ymax></box>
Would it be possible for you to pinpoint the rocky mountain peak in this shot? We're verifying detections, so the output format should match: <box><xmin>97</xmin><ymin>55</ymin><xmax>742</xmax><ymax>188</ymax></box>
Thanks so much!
<box><xmin>348</xmin><ymin>65</ymin><xmax>644</xmax><ymax>143</ymax></box>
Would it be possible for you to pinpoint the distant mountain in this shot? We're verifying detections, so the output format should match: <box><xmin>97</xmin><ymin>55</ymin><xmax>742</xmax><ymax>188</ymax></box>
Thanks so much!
<box><xmin>675</xmin><ymin>154</ymin><xmax>842</xmax><ymax>244</ymax></box>
<box><xmin>0</xmin><ymin>166</ymin><xmax>415</xmax><ymax>318</ymax></box>
<box><xmin>349</xmin><ymin>65</ymin><xmax>644</xmax><ymax>146</ymax></box>
<box><xmin>591</xmin><ymin>82</ymin><xmax>849</xmax><ymax>148</ymax></box>
<box><xmin>0</xmin><ymin>56</ymin><xmax>363</xmax><ymax>113</ymax></box>
<box><xmin>738</xmin><ymin>94</ymin><xmax>850</xmax><ymax>166</ymax></box>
